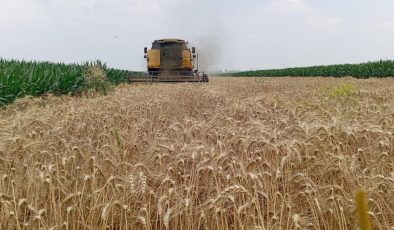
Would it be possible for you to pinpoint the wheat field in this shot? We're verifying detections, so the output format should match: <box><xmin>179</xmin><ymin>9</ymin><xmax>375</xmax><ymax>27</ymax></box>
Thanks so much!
<box><xmin>0</xmin><ymin>77</ymin><xmax>393</xmax><ymax>229</ymax></box>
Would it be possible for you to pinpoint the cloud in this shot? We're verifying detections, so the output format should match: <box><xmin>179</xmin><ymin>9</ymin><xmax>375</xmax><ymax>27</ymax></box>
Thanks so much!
<box><xmin>1</xmin><ymin>0</ymin><xmax>393</xmax><ymax>71</ymax></box>
<box><xmin>129</xmin><ymin>0</ymin><xmax>163</xmax><ymax>13</ymax></box>
<box><xmin>267</xmin><ymin>0</ymin><xmax>342</xmax><ymax>33</ymax></box>
<box><xmin>269</xmin><ymin>0</ymin><xmax>309</xmax><ymax>14</ymax></box>
<box><xmin>0</xmin><ymin>0</ymin><xmax>46</xmax><ymax>25</ymax></box>
<box><xmin>47</xmin><ymin>0</ymin><xmax>98</xmax><ymax>10</ymax></box>
<box><xmin>377</xmin><ymin>20</ymin><xmax>394</xmax><ymax>30</ymax></box>
<box><xmin>305</xmin><ymin>14</ymin><xmax>342</xmax><ymax>32</ymax></box>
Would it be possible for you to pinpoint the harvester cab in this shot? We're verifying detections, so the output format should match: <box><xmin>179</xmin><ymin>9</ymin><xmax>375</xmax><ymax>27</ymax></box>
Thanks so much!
<box><xmin>128</xmin><ymin>39</ymin><xmax>209</xmax><ymax>83</ymax></box>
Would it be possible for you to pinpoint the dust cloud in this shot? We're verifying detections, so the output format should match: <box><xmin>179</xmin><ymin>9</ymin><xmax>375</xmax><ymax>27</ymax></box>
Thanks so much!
<box><xmin>155</xmin><ymin>0</ymin><xmax>227</xmax><ymax>73</ymax></box>
<box><xmin>190</xmin><ymin>34</ymin><xmax>223</xmax><ymax>73</ymax></box>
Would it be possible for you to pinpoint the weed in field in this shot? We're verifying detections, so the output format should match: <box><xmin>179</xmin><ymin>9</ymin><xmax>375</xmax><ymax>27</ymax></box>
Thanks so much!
<box><xmin>323</xmin><ymin>82</ymin><xmax>356</xmax><ymax>98</ymax></box>
<box><xmin>83</xmin><ymin>64</ymin><xmax>113</xmax><ymax>95</ymax></box>
<box><xmin>319</xmin><ymin>82</ymin><xmax>360</xmax><ymax>111</ymax></box>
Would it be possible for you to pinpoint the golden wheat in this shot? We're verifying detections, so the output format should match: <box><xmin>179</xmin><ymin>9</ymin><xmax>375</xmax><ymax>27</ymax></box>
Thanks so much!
<box><xmin>0</xmin><ymin>77</ymin><xmax>393</xmax><ymax>229</ymax></box>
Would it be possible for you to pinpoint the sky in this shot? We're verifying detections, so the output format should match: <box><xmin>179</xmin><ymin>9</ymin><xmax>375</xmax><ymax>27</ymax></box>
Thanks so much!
<box><xmin>1</xmin><ymin>0</ymin><xmax>394</xmax><ymax>71</ymax></box>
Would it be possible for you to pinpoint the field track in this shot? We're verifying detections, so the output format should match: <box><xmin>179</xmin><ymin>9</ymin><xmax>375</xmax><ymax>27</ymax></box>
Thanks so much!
<box><xmin>0</xmin><ymin>77</ymin><xmax>393</xmax><ymax>229</ymax></box>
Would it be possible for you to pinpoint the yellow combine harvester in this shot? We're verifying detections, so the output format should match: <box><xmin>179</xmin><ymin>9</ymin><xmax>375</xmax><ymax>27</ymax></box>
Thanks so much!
<box><xmin>128</xmin><ymin>38</ymin><xmax>209</xmax><ymax>83</ymax></box>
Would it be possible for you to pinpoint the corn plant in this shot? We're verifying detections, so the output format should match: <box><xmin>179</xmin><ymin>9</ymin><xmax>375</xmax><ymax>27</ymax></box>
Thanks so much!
<box><xmin>0</xmin><ymin>59</ymin><xmax>142</xmax><ymax>106</ymax></box>
<box><xmin>228</xmin><ymin>60</ymin><xmax>394</xmax><ymax>78</ymax></box>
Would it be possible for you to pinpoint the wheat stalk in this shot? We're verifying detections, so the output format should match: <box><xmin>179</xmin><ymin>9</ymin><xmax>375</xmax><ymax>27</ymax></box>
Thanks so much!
<box><xmin>0</xmin><ymin>77</ymin><xmax>392</xmax><ymax>229</ymax></box>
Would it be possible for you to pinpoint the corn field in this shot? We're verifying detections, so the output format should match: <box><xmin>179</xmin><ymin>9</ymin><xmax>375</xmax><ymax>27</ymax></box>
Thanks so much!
<box><xmin>0</xmin><ymin>77</ymin><xmax>393</xmax><ymax>229</ymax></box>
<box><xmin>0</xmin><ymin>59</ymin><xmax>142</xmax><ymax>106</ymax></box>
<box><xmin>229</xmin><ymin>60</ymin><xmax>394</xmax><ymax>78</ymax></box>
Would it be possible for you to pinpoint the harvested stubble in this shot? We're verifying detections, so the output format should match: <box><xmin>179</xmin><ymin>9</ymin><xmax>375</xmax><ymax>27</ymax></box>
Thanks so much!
<box><xmin>0</xmin><ymin>77</ymin><xmax>393</xmax><ymax>229</ymax></box>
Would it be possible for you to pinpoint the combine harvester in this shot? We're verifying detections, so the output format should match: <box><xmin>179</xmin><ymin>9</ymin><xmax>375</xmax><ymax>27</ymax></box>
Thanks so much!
<box><xmin>128</xmin><ymin>39</ymin><xmax>209</xmax><ymax>83</ymax></box>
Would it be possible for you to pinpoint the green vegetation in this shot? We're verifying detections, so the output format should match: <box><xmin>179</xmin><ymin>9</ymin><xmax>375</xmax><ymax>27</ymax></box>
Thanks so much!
<box><xmin>228</xmin><ymin>60</ymin><xmax>394</xmax><ymax>78</ymax></box>
<box><xmin>322</xmin><ymin>82</ymin><xmax>357</xmax><ymax>99</ymax></box>
<box><xmin>0</xmin><ymin>59</ymin><xmax>142</xmax><ymax>106</ymax></box>
<box><xmin>320</xmin><ymin>82</ymin><xmax>360</xmax><ymax>109</ymax></box>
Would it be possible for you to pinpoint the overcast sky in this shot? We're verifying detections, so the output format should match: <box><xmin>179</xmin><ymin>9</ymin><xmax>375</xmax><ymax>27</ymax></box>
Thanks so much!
<box><xmin>1</xmin><ymin>0</ymin><xmax>394</xmax><ymax>71</ymax></box>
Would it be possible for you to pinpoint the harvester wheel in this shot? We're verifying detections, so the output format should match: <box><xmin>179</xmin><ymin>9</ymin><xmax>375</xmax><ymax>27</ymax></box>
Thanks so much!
<box><xmin>203</xmin><ymin>74</ymin><xmax>209</xmax><ymax>82</ymax></box>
